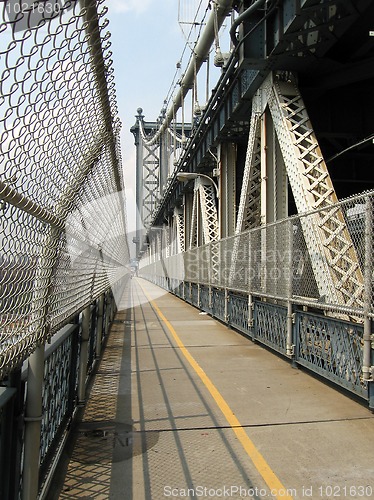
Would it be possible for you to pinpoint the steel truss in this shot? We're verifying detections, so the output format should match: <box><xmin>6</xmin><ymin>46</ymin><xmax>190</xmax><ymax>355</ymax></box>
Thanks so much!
<box><xmin>188</xmin><ymin>177</ymin><xmax>220</xmax><ymax>280</ymax></box>
<box><xmin>189</xmin><ymin>178</ymin><xmax>219</xmax><ymax>248</ymax></box>
<box><xmin>267</xmin><ymin>74</ymin><xmax>364</xmax><ymax>309</ymax></box>
<box><xmin>174</xmin><ymin>207</ymin><xmax>185</xmax><ymax>253</ymax></box>
<box><xmin>142</xmin><ymin>140</ymin><xmax>160</xmax><ymax>229</ymax></box>
<box><xmin>189</xmin><ymin>179</ymin><xmax>219</xmax><ymax>243</ymax></box>
<box><xmin>197</xmin><ymin>177</ymin><xmax>219</xmax><ymax>244</ymax></box>
<box><xmin>233</xmin><ymin>73</ymin><xmax>364</xmax><ymax>310</ymax></box>
<box><xmin>235</xmin><ymin>102</ymin><xmax>262</xmax><ymax>234</ymax></box>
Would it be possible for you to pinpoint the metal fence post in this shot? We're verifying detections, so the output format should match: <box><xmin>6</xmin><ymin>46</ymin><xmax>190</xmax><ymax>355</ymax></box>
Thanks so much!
<box><xmin>287</xmin><ymin>220</ymin><xmax>295</xmax><ymax>360</ymax></box>
<box><xmin>96</xmin><ymin>294</ymin><xmax>105</xmax><ymax>358</ymax></box>
<box><xmin>68</xmin><ymin>322</ymin><xmax>80</xmax><ymax>416</ymax></box>
<box><xmin>224</xmin><ymin>288</ymin><xmax>229</xmax><ymax>324</ymax></box>
<box><xmin>0</xmin><ymin>384</ymin><xmax>17</xmax><ymax>500</ymax></box>
<box><xmin>22</xmin><ymin>345</ymin><xmax>45</xmax><ymax>500</ymax></box>
<box><xmin>363</xmin><ymin>196</ymin><xmax>373</xmax><ymax>408</ymax></box>
<box><xmin>77</xmin><ymin>306</ymin><xmax>91</xmax><ymax>404</ymax></box>
<box><xmin>110</xmin><ymin>290</ymin><xmax>115</xmax><ymax>322</ymax></box>
<box><xmin>248</xmin><ymin>293</ymin><xmax>254</xmax><ymax>339</ymax></box>
<box><xmin>1</xmin><ymin>369</ymin><xmax>24</xmax><ymax>500</ymax></box>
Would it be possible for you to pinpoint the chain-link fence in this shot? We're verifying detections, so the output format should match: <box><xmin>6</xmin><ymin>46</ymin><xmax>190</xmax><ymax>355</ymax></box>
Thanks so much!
<box><xmin>139</xmin><ymin>190</ymin><xmax>373</xmax><ymax>319</ymax></box>
<box><xmin>0</xmin><ymin>0</ymin><xmax>130</xmax><ymax>380</ymax></box>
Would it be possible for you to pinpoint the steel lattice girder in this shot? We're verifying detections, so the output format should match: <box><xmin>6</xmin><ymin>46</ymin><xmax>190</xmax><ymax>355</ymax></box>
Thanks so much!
<box><xmin>189</xmin><ymin>178</ymin><xmax>219</xmax><ymax>246</ymax></box>
<box><xmin>264</xmin><ymin>73</ymin><xmax>364</xmax><ymax>309</ymax></box>
<box><xmin>197</xmin><ymin>177</ymin><xmax>219</xmax><ymax>244</ymax></box>
<box><xmin>174</xmin><ymin>207</ymin><xmax>185</xmax><ymax>253</ymax></box>
<box><xmin>230</xmin><ymin>97</ymin><xmax>262</xmax><ymax>286</ymax></box>
<box><xmin>142</xmin><ymin>141</ymin><xmax>160</xmax><ymax>228</ymax></box>
<box><xmin>188</xmin><ymin>178</ymin><xmax>220</xmax><ymax>280</ymax></box>
<box><xmin>189</xmin><ymin>186</ymin><xmax>199</xmax><ymax>249</ymax></box>
<box><xmin>235</xmin><ymin>97</ymin><xmax>262</xmax><ymax>235</ymax></box>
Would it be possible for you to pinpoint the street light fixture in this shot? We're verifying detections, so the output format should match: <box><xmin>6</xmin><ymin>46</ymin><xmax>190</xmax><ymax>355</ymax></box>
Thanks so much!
<box><xmin>176</xmin><ymin>172</ymin><xmax>219</xmax><ymax>197</ymax></box>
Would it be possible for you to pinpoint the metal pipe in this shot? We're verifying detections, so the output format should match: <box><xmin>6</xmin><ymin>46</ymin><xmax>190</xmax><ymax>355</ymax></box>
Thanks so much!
<box><xmin>144</xmin><ymin>0</ymin><xmax>233</xmax><ymax>146</ymax></box>
<box><xmin>0</xmin><ymin>180</ymin><xmax>64</xmax><ymax>230</ymax></box>
<box><xmin>80</xmin><ymin>0</ymin><xmax>122</xmax><ymax>193</ymax></box>
<box><xmin>230</xmin><ymin>0</ymin><xmax>267</xmax><ymax>46</ymax></box>
<box><xmin>96</xmin><ymin>294</ymin><xmax>105</xmax><ymax>358</ymax></box>
<box><xmin>22</xmin><ymin>346</ymin><xmax>45</xmax><ymax>500</ymax></box>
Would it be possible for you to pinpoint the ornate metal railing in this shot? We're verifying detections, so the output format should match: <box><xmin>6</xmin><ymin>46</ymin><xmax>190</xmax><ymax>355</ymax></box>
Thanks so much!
<box><xmin>139</xmin><ymin>190</ymin><xmax>374</xmax><ymax>406</ymax></box>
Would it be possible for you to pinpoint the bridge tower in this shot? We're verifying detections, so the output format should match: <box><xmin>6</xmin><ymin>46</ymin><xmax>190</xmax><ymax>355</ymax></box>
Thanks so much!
<box><xmin>131</xmin><ymin>109</ymin><xmax>191</xmax><ymax>257</ymax></box>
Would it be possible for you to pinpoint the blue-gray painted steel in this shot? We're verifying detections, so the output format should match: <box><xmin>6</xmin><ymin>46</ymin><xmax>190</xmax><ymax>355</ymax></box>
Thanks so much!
<box><xmin>212</xmin><ymin>288</ymin><xmax>225</xmax><ymax>322</ymax></box>
<box><xmin>200</xmin><ymin>286</ymin><xmax>211</xmax><ymax>314</ymax></box>
<box><xmin>254</xmin><ymin>300</ymin><xmax>288</xmax><ymax>354</ymax></box>
<box><xmin>88</xmin><ymin>304</ymin><xmax>98</xmax><ymax>372</ymax></box>
<box><xmin>191</xmin><ymin>283</ymin><xmax>199</xmax><ymax>308</ymax></box>
<box><xmin>0</xmin><ymin>291</ymin><xmax>118</xmax><ymax>498</ymax></box>
<box><xmin>40</xmin><ymin>328</ymin><xmax>77</xmax><ymax>468</ymax></box>
<box><xmin>295</xmin><ymin>312</ymin><xmax>368</xmax><ymax>397</ymax></box>
<box><xmin>170</xmin><ymin>279</ymin><xmax>369</xmax><ymax>401</ymax></box>
<box><xmin>229</xmin><ymin>293</ymin><xmax>249</xmax><ymax>335</ymax></box>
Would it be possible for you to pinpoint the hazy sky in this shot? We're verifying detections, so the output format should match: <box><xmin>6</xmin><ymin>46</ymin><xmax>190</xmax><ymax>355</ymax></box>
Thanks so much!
<box><xmin>105</xmin><ymin>0</ymin><xmax>189</xmax><ymax>234</ymax></box>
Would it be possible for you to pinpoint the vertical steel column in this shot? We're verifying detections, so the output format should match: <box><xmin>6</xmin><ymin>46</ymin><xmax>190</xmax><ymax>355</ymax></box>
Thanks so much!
<box><xmin>235</xmin><ymin>97</ymin><xmax>262</xmax><ymax>234</ymax></box>
<box><xmin>159</xmin><ymin>128</ymin><xmax>169</xmax><ymax>196</ymax></box>
<box><xmin>22</xmin><ymin>345</ymin><xmax>44</xmax><ymax>500</ymax></box>
<box><xmin>184</xmin><ymin>193</ymin><xmax>193</xmax><ymax>250</ymax></box>
<box><xmin>220</xmin><ymin>143</ymin><xmax>236</xmax><ymax>238</ymax></box>
<box><xmin>77</xmin><ymin>305</ymin><xmax>91</xmax><ymax>404</ymax></box>
<box><xmin>260</xmin><ymin>110</ymin><xmax>268</xmax><ymax>225</ymax></box>
<box><xmin>262</xmin><ymin>110</ymin><xmax>287</xmax><ymax>222</ymax></box>
<box><xmin>134</xmin><ymin>110</ymin><xmax>144</xmax><ymax>257</ymax></box>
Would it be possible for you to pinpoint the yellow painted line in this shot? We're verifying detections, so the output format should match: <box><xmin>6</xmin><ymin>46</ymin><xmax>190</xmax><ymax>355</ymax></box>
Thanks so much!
<box><xmin>138</xmin><ymin>281</ymin><xmax>293</xmax><ymax>500</ymax></box>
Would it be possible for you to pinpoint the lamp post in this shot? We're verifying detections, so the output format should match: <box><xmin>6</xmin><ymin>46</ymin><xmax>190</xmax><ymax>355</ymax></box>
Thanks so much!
<box><xmin>176</xmin><ymin>172</ymin><xmax>219</xmax><ymax>197</ymax></box>
<box><xmin>176</xmin><ymin>171</ymin><xmax>221</xmax><ymax>244</ymax></box>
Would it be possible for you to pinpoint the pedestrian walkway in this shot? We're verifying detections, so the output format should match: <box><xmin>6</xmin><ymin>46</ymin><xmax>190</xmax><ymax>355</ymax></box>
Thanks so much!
<box><xmin>50</xmin><ymin>278</ymin><xmax>374</xmax><ymax>500</ymax></box>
